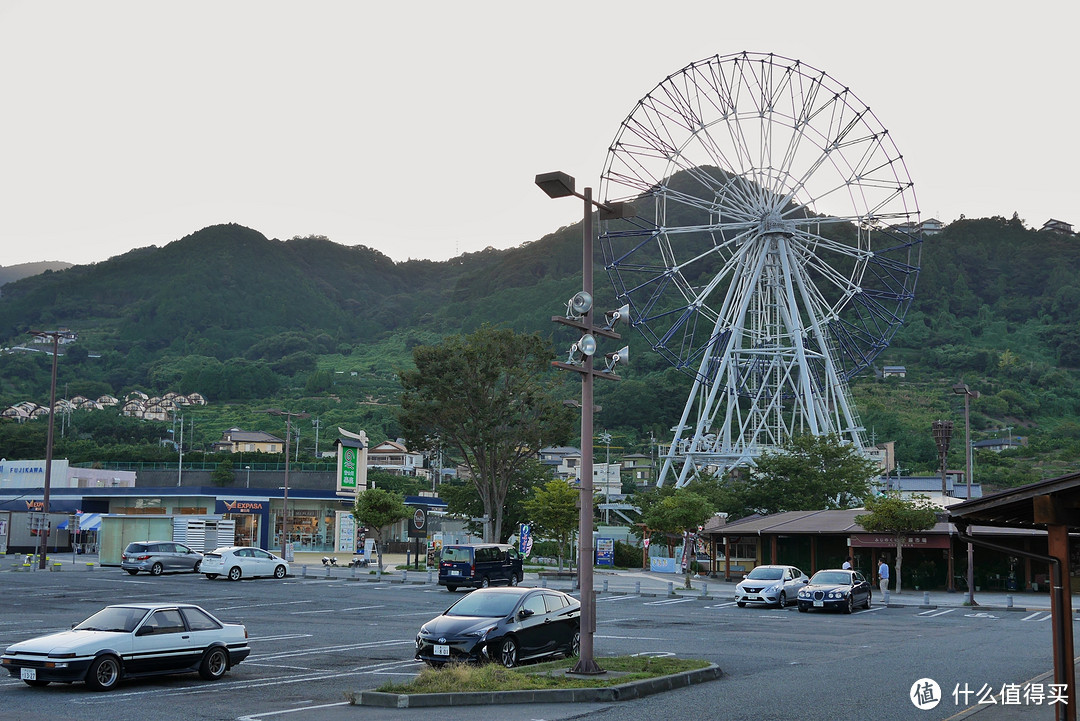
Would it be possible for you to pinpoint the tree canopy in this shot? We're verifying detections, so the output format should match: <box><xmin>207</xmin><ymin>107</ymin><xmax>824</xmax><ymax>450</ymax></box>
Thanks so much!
<box><xmin>522</xmin><ymin>478</ymin><xmax>578</xmax><ymax>571</ymax></box>
<box><xmin>397</xmin><ymin>325</ymin><xmax>575</xmax><ymax>542</ymax></box>
<box><xmin>855</xmin><ymin>492</ymin><xmax>939</xmax><ymax>594</ymax></box>
<box><xmin>352</xmin><ymin>487</ymin><xmax>410</xmax><ymax>576</ymax></box>
<box><xmin>718</xmin><ymin>434</ymin><xmax>881</xmax><ymax>518</ymax></box>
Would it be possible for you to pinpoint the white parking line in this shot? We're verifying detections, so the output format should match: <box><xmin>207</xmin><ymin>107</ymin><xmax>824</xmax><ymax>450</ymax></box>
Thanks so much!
<box><xmin>237</xmin><ymin>701</ymin><xmax>350</xmax><ymax>720</ymax></box>
<box><xmin>289</xmin><ymin>604</ymin><xmax>384</xmax><ymax>615</ymax></box>
<box><xmin>919</xmin><ymin>608</ymin><xmax>956</xmax><ymax>617</ymax></box>
<box><xmin>644</xmin><ymin>598</ymin><xmax>696</xmax><ymax>606</ymax></box>
<box><xmin>1022</xmin><ymin>612</ymin><xmax>1052</xmax><ymax>622</ymax></box>
<box><xmin>597</xmin><ymin>595</ymin><xmax>641</xmax><ymax>603</ymax></box>
<box><xmin>216</xmin><ymin>600</ymin><xmax>315</xmax><ymax>611</ymax></box>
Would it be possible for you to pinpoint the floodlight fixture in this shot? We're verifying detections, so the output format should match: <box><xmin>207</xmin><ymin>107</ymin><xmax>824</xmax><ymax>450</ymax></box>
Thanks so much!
<box><xmin>535</xmin><ymin>171</ymin><xmax>576</xmax><ymax>199</ymax></box>
<box><xmin>566</xmin><ymin>334</ymin><xmax>597</xmax><ymax>365</ymax></box>
<box><xmin>601</xmin><ymin>304</ymin><xmax>630</xmax><ymax>331</ymax></box>
<box><xmin>603</xmin><ymin>346</ymin><xmax>629</xmax><ymax>374</ymax></box>
<box><xmin>566</xmin><ymin>291</ymin><xmax>593</xmax><ymax>319</ymax></box>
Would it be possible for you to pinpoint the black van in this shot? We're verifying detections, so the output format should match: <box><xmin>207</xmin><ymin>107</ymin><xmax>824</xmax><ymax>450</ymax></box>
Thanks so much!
<box><xmin>438</xmin><ymin>543</ymin><xmax>523</xmax><ymax>591</ymax></box>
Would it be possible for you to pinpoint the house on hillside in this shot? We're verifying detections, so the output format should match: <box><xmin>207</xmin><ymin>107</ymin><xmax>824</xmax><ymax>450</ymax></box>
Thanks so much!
<box><xmin>212</xmin><ymin>428</ymin><xmax>285</xmax><ymax>454</ymax></box>
<box><xmin>882</xmin><ymin>365</ymin><xmax>907</xmax><ymax>378</ymax></box>
<box><xmin>366</xmin><ymin>440</ymin><xmax>425</xmax><ymax>476</ymax></box>
<box><xmin>1040</xmin><ymin>218</ymin><xmax>1075</xmax><ymax>235</ymax></box>
<box><xmin>621</xmin><ymin>453</ymin><xmax>655</xmax><ymax>489</ymax></box>
<box><xmin>973</xmin><ymin>437</ymin><xmax>1025</xmax><ymax>453</ymax></box>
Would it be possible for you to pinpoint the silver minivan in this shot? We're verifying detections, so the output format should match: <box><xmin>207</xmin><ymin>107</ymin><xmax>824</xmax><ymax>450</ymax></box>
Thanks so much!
<box><xmin>120</xmin><ymin>541</ymin><xmax>204</xmax><ymax>576</ymax></box>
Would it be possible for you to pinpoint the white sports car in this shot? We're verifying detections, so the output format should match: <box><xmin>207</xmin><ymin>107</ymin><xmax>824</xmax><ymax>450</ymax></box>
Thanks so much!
<box><xmin>1</xmin><ymin>603</ymin><xmax>250</xmax><ymax>691</ymax></box>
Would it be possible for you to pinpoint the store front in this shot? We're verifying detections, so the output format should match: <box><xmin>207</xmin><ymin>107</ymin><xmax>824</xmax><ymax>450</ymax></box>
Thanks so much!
<box><xmin>215</xmin><ymin>499</ymin><xmax>269</xmax><ymax>548</ymax></box>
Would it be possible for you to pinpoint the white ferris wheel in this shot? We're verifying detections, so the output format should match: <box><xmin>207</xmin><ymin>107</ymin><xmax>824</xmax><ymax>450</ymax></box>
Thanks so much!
<box><xmin>598</xmin><ymin>52</ymin><xmax>922</xmax><ymax>487</ymax></box>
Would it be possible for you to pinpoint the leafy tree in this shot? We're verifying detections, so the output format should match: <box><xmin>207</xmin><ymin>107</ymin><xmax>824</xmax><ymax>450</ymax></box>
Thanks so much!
<box><xmin>397</xmin><ymin>325</ymin><xmax>575</xmax><ymax>542</ymax></box>
<box><xmin>210</xmin><ymin>458</ymin><xmax>235</xmax><ymax>486</ymax></box>
<box><xmin>855</xmin><ymin>492</ymin><xmax>938</xmax><ymax>594</ymax></box>
<box><xmin>523</xmin><ymin>479</ymin><xmax>578</xmax><ymax>571</ymax></box>
<box><xmin>436</xmin><ymin>459</ymin><xmax>548</xmax><ymax>542</ymax></box>
<box><xmin>352</xmin><ymin>487</ymin><xmax>410</xmax><ymax>577</ymax></box>
<box><xmin>720</xmin><ymin>434</ymin><xmax>880</xmax><ymax>518</ymax></box>
<box><xmin>638</xmin><ymin>490</ymin><xmax>714</xmax><ymax>587</ymax></box>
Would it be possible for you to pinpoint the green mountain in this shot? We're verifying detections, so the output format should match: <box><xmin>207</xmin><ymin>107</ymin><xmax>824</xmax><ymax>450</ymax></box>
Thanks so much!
<box><xmin>0</xmin><ymin>261</ymin><xmax>73</xmax><ymax>288</ymax></box>
<box><xmin>2</xmin><ymin>214</ymin><xmax>1080</xmax><ymax>490</ymax></box>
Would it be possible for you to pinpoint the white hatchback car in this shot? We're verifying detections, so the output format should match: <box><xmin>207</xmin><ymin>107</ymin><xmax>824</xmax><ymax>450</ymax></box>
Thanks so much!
<box><xmin>201</xmin><ymin>546</ymin><xmax>289</xmax><ymax>581</ymax></box>
<box><xmin>735</xmin><ymin>564</ymin><xmax>809</xmax><ymax>607</ymax></box>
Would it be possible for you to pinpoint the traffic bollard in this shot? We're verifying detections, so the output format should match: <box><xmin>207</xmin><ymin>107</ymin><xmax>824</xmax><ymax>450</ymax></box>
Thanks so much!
<box><xmin>701</xmin><ymin>583</ymin><xmax>709</xmax><ymax>598</ymax></box>
<box><xmin>667</xmin><ymin>581</ymin><xmax>674</xmax><ymax>596</ymax></box>
<box><xmin>301</xmin><ymin>565</ymin><xmax>307</xmax><ymax>578</ymax></box>
<box><xmin>923</xmin><ymin>591</ymin><xmax>930</xmax><ymax>605</ymax></box>
<box><xmin>1007</xmin><ymin>595</ymin><xmax>1014</xmax><ymax>608</ymax></box>
<box><xmin>603</xmin><ymin>580</ymin><xmax>608</xmax><ymax>592</ymax></box>
<box><xmin>635</xmin><ymin>581</ymin><xmax>641</xmax><ymax>594</ymax></box>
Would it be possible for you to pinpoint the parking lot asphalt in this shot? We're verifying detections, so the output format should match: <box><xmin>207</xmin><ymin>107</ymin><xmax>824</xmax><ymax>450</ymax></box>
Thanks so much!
<box><xmin>4</xmin><ymin>550</ymin><xmax>1061</xmax><ymax>612</ymax></box>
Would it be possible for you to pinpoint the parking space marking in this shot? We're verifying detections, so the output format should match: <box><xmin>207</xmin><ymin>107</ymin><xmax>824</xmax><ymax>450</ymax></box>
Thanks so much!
<box><xmin>237</xmin><ymin>701</ymin><xmax>350</xmax><ymax>720</ymax></box>
<box><xmin>248</xmin><ymin>634</ymin><xmax>313</xmax><ymax>643</ymax></box>
<box><xmin>215</xmin><ymin>600</ymin><xmax>316</xmax><ymax>611</ymax></box>
<box><xmin>289</xmin><ymin>604</ymin><xmax>385</xmax><ymax>615</ymax></box>
<box><xmin>597</xmin><ymin>595</ymin><xmax>641</xmax><ymax>603</ymax></box>
<box><xmin>919</xmin><ymin>608</ymin><xmax>957</xmax><ymax>617</ymax></box>
<box><xmin>597</xmin><ymin>618</ymin><xmax>639</xmax><ymax>625</ymax></box>
<box><xmin>644</xmin><ymin>597</ymin><xmax>695</xmax><ymax>606</ymax></box>
<box><xmin>1022</xmin><ymin>612</ymin><xmax>1052</xmax><ymax>622</ymax></box>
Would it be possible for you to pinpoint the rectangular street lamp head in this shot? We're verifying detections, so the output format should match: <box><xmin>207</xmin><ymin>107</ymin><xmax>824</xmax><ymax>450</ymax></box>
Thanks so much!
<box><xmin>535</xmin><ymin>171</ymin><xmax>576</xmax><ymax>199</ymax></box>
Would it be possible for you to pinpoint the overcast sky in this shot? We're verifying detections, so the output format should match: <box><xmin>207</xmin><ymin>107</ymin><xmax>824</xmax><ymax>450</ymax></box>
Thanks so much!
<box><xmin>1</xmin><ymin>1</ymin><xmax>1075</xmax><ymax>268</ymax></box>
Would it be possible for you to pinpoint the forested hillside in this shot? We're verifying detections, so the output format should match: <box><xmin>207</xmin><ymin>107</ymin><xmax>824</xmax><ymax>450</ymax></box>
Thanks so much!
<box><xmin>2</xmin><ymin>214</ymin><xmax>1080</xmax><ymax>491</ymax></box>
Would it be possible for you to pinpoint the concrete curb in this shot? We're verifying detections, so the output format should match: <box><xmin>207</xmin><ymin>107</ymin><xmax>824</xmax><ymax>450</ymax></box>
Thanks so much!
<box><xmin>347</xmin><ymin>663</ymin><xmax>723</xmax><ymax>707</ymax></box>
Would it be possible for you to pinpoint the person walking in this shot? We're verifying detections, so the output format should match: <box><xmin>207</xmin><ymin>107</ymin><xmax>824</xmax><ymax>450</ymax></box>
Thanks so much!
<box><xmin>878</xmin><ymin>559</ymin><xmax>890</xmax><ymax>595</ymax></box>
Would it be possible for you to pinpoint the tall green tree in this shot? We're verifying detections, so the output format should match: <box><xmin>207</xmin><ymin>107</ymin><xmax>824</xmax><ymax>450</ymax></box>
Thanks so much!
<box><xmin>855</xmin><ymin>492</ymin><xmax>938</xmax><ymax>595</ymax></box>
<box><xmin>638</xmin><ymin>489</ymin><xmax>715</xmax><ymax>584</ymax></box>
<box><xmin>720</xmin><ymin>434</ymin><xmax>881</xmax><ymax>518</ymax></box>
<box><xmin>352</xmin><ymin>487</ymin><xmax>410</xmax><ymax>578</ymax></box>
<box><xmin>523</xmin><ymin>479</ymin><xmax>578</xmax><ymax>571</ymax></box>
<box><xmin>397</xmin><ymin>325</ymin><xmax>575</xmax><ymax>542</ymax></box>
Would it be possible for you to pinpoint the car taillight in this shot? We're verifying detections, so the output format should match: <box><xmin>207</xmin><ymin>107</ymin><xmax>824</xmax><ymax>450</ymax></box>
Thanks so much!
<box><xmin>136</xmin><ymin>555</ymin><xmax>151</xmax><ymax>561</ymax></box>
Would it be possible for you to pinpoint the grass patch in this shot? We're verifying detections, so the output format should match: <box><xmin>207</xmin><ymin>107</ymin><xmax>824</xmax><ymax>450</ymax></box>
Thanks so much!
<box><xmin>376</xmin><ymin>656</ymin><xmax>710</xmax><ymax>694</ymax></box>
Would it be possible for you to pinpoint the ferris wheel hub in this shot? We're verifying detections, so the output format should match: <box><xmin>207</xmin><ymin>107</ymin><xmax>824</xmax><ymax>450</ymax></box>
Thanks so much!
<box><xmin>758</xmin><ymin>211</ymin><xmax>795</xmax><ymax>237</ymax></box>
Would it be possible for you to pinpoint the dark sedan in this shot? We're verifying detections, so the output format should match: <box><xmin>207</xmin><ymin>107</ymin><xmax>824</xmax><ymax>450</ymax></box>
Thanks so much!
<box><xmin>415</xmin><ymin>587</ymin><xmax>579</xmax><ymax>668</ymax></box>
<box><xmin>797</xmin><ymin>569</ymin><xmax>872</xmax><ymax>613</ymax></box>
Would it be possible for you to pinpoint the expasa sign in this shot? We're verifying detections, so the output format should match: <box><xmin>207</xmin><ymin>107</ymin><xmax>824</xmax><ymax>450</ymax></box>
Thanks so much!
<box><xmin>216</xmin><ymin>500</ymin><xmax>268</xmax><ymax>514</ymax></box>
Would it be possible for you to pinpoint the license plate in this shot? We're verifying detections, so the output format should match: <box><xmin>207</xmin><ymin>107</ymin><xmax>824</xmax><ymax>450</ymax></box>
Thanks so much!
<box><xmin>434</xmin><ymin>644</ymin><xmax>450</xmax><ymax>656</ymax></box>
<box><xmin>449</xmin><ymin>570</ymin><xmax>460</xmax><ymax>576</ymax></box>
<box><xmin>813</xmin><ymin>600</ymin><xmax>824</xmax><ymax>607</ymax></box>
<box><xmin>21</xmin><ymin>667</ymin><xmax>36</xmax><ymax>680</ymax></box>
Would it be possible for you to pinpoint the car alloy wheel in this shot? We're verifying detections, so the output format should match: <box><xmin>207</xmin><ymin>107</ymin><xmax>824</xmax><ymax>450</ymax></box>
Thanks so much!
<box><xmin>864</xmin><ymin>591</ymin><xmax>872</xmax><ymax>609</ymax></box>
<box><xmin>198</xmin><ymin>647</ymin><xmax>229</xmax><ymax>680</ymax></box>
<box><xmin>228</xmin><ymin>566</ymin><xmax>242</xmax><ymax>581</ymax></box>
<box><xmin>274</xmin><ymin>565</ymin><xmax>287</xmax><ymax>579</ymax></box>
<box><xmin>844</xmin><ymin>595</ymin><xmax>854</xmax><ymax>614</ymax></box>
<box><xmin>777</xmin><ymin>592</ymin><xmax>786</xmax><ymax>608</ymax></box>
<box><xmin>569</xmin><ymin>628</ymin><xmax>580</xmax><ymax>658</ymax></box>
<box><xmin>480</xmin><ymin>576</ymin><xmax>490</xmax><ymax>589</ymax></box>
<box><xmin>509</xmin><ymin>574</ymin><xmax>518</xmax><ymax>586</ymax></box>
<box><xmin>193</xmin><ymin>560</ymin><xmax>201</xmax><ymax>573</ymax></box>
<box><xmin>500</xmin><ymin>637</ymin><xmax>519</xmax><ymax>668</ymax></box>
<box><xmin>86</xmin><ymin>655</ymin><xmax>122</xmax><ymax>691</ymax></box>
<box><xmin>150</xmin><ymin>562</ymin><xmax>163</xmax><ymax>576</ymax></box>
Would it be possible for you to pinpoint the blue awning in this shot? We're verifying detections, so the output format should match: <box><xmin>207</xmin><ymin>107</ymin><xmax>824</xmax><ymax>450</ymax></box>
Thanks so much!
<box><xmin>57</xmin><ymin>513</ymin><xmax>102</xmax><ymax>531</ymax></box>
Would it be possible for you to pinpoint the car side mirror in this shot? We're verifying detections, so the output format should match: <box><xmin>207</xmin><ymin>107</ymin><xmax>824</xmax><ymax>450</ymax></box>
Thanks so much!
<box><xmin>802</xmin><ymin>579</ymin><xmax>809</xmax><ymax>584</ymax></box>
<box><xmin>518</xmin><ymin>608</ymin><xmax>535</xmax><ymax>620</ymax></box>
<box><xmin>136</xmin><ymin>626</ymin><xmax>155</xmax><ymax>636</ymax></box>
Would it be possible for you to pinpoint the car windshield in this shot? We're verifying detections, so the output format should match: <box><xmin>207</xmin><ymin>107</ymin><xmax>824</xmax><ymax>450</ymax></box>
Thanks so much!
<box><xmin>810</xmin><ymin>571</ymin><xmax>852</xmax><ymax>585</ymax></box>
<box><xmin>446</xmin><ymin>592</ymin><xmax>519</xmax><ymax>618</ymax></box>
<box><xmin>746</xmin><ymin>567</ymin><xmax>784</xmax><ymax>581</ymax></box>
<box><xmin>74</xmin><ymin>606</ymin><xmax>149</xmax><ymax>632</ymax></box>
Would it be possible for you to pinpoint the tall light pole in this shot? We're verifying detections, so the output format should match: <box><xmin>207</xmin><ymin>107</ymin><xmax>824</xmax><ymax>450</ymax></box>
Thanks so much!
<box><xmin>29</xmin><ymin>330</ymin><xmax>62</xmax><ymax>570</ymax></box>
<box><xmin>599</xmin><ymin>431</ymin><xmax>612</xmax><ymax>524</ymax></box>
<box><xmin>266</xmin><ymin>409</ymin><xmax>309</xmax><ymax>558</ymax></box>
<box><xmin>245</xmin><ymin>466</ymin><xmax>251</xmax><ymax>489</ymax></box>
<box><xmin>953</xmin><ymin>383</ymin><xmax>980</xmax><ymax>605</ymax></box>
<box><xmin>536</xmin><ymin>170</ymin><xmax>633</xmax><ymax>675</ymax></box>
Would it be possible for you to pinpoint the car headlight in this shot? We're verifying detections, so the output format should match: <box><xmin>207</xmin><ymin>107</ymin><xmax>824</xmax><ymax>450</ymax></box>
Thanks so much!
<box><xmin>419</xmin><ymin>625</ymin><xmax>429</xmax><ymax>636</ymax></box>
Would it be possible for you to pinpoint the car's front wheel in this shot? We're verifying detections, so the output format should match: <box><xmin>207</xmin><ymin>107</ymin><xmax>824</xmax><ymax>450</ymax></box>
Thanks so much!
<box><xmin>198</xmin><ymin>647</ymin><xmax>229</xmax><ymax>680</ymax></box>
<box><xmin>864</xmin><ymin>591</ymin><xmax>872</xmax><ymax>609</ymax></box>
<box><xmin>150</xmin><ymin>562</ymin><xmax>163</xmax><ymax>576</ymax></box>
<box><xmin>499</xmin><ymin>637</ymin><xmax>519</xmax><ymax>668</ymax></box>
<box><xmin>480</xmin><ymin>576</ymin><xmax>490</xmax><ymax>589</ymax></box>
<box><xmin>85</xmin><ymin>654</ymin><xmax>122</xmax><ymax>691</ymax></box>
<box><xmin>844</xmin><ymin>595</ymin><xmax>854</xmax><ymax>614</ymax></box>
<box><xmin>446</xmin><ymin>585</ymin><xmax>458</xmax><ymax>592</ymax></box>
<box><xmin>777</xmin><ymin>592</ymin><xmax>787</xmax><ymax>608</ymax></box>
<box><xmin>509</xmin><ymin>573</ymin><xmax>519</xmax><ymax>587</ymax></box>
<box><xmin>273</xmin><ymin>565</ymin><xmax>287</xmax><ymax>579</ymax></box>
<box><xmin>798</xmin><ymin>604</ymin><xmax>808</xmax><ymax>613</ymax></box>
<box><xmin>193</xmin><ymin>560</ymin><xmax>201</xmax><ymax>573</ymax></box>
<box><xmin>568</xmin><ymin>627</ymin><xmax>580</xmax><ymax>658</ymax></box>
<box><xmin>227</xmin><ymin>566</ymin><xmax>242</xmax><ymax>581</ymax></box>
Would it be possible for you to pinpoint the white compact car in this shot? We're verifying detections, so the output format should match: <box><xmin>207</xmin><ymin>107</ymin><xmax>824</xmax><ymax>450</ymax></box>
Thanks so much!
<box><xmin>201</xmin><ymin>546</ymin><xmax>289</xmax><ymax>581</ymax></box>
<box><xmin>1</xmin><ymin>603</ymin><xmax>249</xmax><ymax>691</ymax></box>
<box><xmin>734</xmin><ymin>564</ymin><xmax>809</xmax><ymax>607</ymax></box>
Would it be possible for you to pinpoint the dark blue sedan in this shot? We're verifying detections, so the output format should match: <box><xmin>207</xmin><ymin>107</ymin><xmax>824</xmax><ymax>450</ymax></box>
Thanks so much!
<box><xmin>797</xmin><ymin>569</ymin><xmax>872</xmax><ymax>613</ymax></box>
